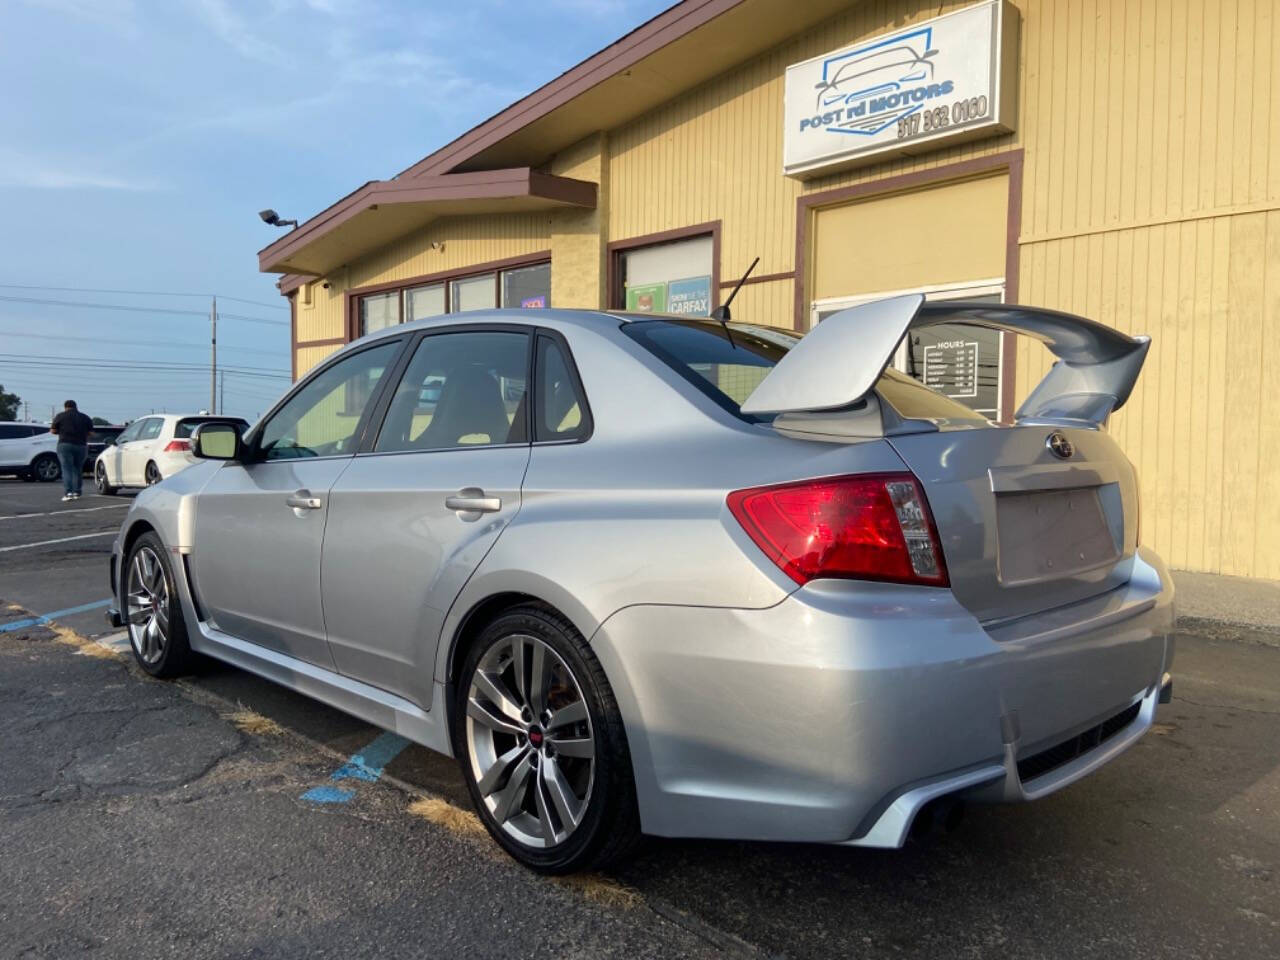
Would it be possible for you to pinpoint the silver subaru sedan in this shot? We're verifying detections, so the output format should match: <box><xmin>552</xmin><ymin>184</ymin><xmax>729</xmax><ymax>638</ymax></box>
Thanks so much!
<box><xmin>107</xmin><ymin>295</ymin><xmax>1174</xmax><ymax>873</ymax></box>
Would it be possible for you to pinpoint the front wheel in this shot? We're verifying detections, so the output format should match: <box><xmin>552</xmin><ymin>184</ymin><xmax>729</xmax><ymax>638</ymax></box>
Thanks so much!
<box><xmin>31</xmin><ymin>454</ymin><xmax>60</xmax><ymax>483</ymax></box>
<box><xmin>124</xmin><ymin>532</ymin><xmax>193</xmax><ymax>678</ymax></box>
<box><xmin>95</xmin><ymin>461</ymin><xmax>118</xmax><ymax>495</ymax></box>
<box><xmin>454</xmin><ymin>605</ymin><xmax>640</xmax><ymax>874</ymax></box>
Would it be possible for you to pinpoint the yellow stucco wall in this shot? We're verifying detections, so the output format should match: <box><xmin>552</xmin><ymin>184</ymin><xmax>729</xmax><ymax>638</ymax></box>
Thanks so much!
<box><xmin>286</xmin><ymin>0</ymin><xmax>1280</xmax><ymax>577</ymax></box>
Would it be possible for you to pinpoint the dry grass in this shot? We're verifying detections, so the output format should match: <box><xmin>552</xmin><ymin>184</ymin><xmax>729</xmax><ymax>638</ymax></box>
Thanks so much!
<box><xmin>407</xmin><ymin>796</ymin><xmax>488</xmax><ymax>837</ymax></box>
<box><xmin>554</xmin><ymin>874</ymin><xmax>643</xmax><ymax>910</ymax></box>
<box><xmin>221</xmin><ymin>705</ymin><xmax>284</xmax><ymax>736</ymax></box>
<box><xmin>50</xmin><ymin>624</ymin><xmax>123</xmax><ymax>660</ymax></box>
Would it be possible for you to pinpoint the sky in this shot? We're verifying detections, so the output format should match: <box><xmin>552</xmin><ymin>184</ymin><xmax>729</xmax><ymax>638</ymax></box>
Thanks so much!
<box><xmin>0</xmin><ymin>0</ymin><xmax>670</xmax><ymax>424</ymax></box>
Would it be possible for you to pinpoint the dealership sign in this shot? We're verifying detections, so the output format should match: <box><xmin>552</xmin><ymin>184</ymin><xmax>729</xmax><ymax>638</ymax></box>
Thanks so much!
<box><xmin>783</xmin><ymin>0</ymin><xmax>1018</xmax><ymax>177</ymax></box>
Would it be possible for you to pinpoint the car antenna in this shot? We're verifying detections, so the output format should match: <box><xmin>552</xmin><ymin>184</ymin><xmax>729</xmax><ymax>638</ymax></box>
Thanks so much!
<box><xmin>710</xmin><ymin>256</ymin><xmax>759</xmax><ymax>348</ymax></box>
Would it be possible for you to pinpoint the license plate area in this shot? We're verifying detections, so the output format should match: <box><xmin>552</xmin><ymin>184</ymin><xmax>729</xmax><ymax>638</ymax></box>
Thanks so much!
<box><xmin>995</xmin><ymin>486</ymin><xmax>1120</xmax><ymax>585</ymax></box>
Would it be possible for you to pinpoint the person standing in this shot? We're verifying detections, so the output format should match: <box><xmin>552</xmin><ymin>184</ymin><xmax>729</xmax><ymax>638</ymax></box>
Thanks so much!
<box><xmin>50</xmin><ymin>400</ymin><xmax>94</xmax><ymax>502</ymax></box>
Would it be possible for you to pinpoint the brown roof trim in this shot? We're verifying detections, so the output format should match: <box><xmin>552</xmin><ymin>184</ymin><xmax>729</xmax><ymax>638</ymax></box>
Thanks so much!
<box><xmin>279</xmin><ymin>274</ymin><xmax>308</xmax><ymax>295</ymax></box>
<box><xmin>258</xmin><ymin>168</ymin><xmax>596</xmax><ymax>274</ymax></box>
<box><xmin>398</xmin><ymin>0</ymin><xmax>746</xmax><ymax>180</ymax></box>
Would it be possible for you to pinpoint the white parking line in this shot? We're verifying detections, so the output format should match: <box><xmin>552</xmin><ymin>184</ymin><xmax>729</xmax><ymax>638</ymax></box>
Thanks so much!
<box><xmin>0</xmin><ymin>530</ymin><xmax>116</xmax><ymax>553</ymax></box>
<box><xmin>0</xmin><ymin>504</ymin><xmax>130</xmax><ymax>522</ymax></box>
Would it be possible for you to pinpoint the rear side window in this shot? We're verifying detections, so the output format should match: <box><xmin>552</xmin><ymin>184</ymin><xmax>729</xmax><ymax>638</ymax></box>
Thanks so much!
<box><xmin>138</xmin><ymin>418</ymin><xmax>164</xmax><ymax>441</ymax></box>
<box><xmin>374</xmin><ymin>331</ymin><xmax>530</xmax><ymax>453</ymax></box>
<box><xmin>535</xmin><ymin>336</ymin><xmax>590</xmax><ymax>442</ymax></box>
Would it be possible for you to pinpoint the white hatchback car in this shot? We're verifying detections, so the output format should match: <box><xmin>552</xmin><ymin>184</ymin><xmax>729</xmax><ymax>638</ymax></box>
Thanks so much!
<box><xmin>95</xmin><ymin>414</ymin><xmax>248</xmax><ymax>494</ymax></box>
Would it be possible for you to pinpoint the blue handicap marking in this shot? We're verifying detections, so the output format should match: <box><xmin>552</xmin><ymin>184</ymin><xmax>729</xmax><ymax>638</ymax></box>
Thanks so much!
<box><xmin>300</xmin><ymin>731</ymin><xmax>412</xmax><ymax>804</ymax></box>
<box><xmin>300</xmin><ymin>786</ymin><xmax>357</xmax><ymax>805</ymax></box>
<box><xmin>0</xmin><ymin>598</ymin><xmax>113</xmax><ymax>634</ymax></box>
<box><xmin>331</xmin><ymin>731</ymin><xmax>413</xmax><ymax>783</ymax></box>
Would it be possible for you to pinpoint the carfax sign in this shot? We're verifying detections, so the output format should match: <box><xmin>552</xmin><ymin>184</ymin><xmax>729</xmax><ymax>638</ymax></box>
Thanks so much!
<box><xmin>783</xmin><ymin>0</ymin><xmax>1018</xmax><ymax>177</ymax></box>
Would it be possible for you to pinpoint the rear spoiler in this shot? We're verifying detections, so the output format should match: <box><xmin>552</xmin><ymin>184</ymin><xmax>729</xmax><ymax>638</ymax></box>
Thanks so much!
<box><xmin>739</xmin><ymin>294</ymin><xmax>1150</xmax><ymax>426</ymax></box>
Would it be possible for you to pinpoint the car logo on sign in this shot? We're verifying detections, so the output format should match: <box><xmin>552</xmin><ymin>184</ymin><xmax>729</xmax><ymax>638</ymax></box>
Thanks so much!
<box><xmin>1046</xmin><ymin>432</ymin><xmax>1074</xmax><ymax>459</ymax></box>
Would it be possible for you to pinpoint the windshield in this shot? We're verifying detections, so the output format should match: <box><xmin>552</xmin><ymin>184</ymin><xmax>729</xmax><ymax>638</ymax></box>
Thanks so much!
<box><xmin>622</xmin><ymin>317</ymin><xmax>982</xmax><ymax>422</ymax></box>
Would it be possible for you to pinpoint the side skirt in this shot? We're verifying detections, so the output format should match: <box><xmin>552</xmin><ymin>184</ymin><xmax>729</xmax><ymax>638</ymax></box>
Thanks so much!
<box><xmin>191</xmin><ymin>624</ymin><xmax>454</xmax><ymax>758</ymax></box>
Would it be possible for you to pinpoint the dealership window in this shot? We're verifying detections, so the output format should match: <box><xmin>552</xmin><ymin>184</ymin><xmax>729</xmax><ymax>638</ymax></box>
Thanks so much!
<box><xmin>405</xmin><ymin>283</ymin><xmax>445</xmax><ymax>322</ymax></box>
<box><xmin>811</xmin><ymin>280</ymin><xmax>1005</xmax><ymax>419</ymax></box>
<box><xmin>503</xmin><ymin>262</ymin><xmax>551</xmax><ymax>309</ymax></box>
<box><xmin>450</xmin><ymin>273</ymin><xmax>496</xmax><ymax>313</ymax></box>
<box><xmin>356</xmin><ymin>259</ymin><xmax>550</xmax><ymax>336</ymax></box>
<box><xmin>360</xmin><ymin>291</ymin><xmax>399</xmax><ymax>335</ymax></box>
<box><xmin>615</xmin><ymin>234</ymin><xmax>714</xmax><ymax>316</ymax></box>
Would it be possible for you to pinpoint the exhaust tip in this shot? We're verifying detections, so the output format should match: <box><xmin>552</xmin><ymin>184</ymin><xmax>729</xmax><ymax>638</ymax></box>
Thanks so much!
<box><xmin>909</xmin><ymin>796</ymin><xmax>967</xmax><ymax>840</ymax></box>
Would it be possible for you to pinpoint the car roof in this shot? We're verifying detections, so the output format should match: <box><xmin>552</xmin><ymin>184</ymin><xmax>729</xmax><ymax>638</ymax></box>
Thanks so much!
<box><xmin>355</xmin><ymin>307</ymin><xmax>798</xmax><ymax>345</ymax></box>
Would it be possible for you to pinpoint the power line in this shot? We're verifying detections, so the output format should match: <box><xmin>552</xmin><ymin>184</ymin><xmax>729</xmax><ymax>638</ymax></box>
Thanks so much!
<box><xmin>0</xmin><ymin>351</ymin><xmax>288</xmax><ymax>374</ymax></box>
<box><xmin>0</xmin><ymin>358</ymin><xmax>291</xmax><ymax>380</ymax></box>
<box><xmin>0</xmin><ymin>327</ymin><xmax>286</xmax><ymax>357</ymax></box>
<box><xmin>0</xmin><ymin>283</ymin><xmax>287</xmax><ymax>311</ymax></box>
<box><xmin>0</xmin><ymin>294</ymin><xmax>287</xmax><ymax>327</ymax></box>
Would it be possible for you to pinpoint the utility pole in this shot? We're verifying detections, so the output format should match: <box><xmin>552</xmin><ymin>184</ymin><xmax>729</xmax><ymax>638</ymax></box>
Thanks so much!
<box><xmin>210</xmin><ymin>295</ymin><xmax>218</xmax><ymax>414</ymax></box>
<box><xmin>22</xmin><ymin>400</ymin><xmax>28</xmax><ymax>422</ymax></box>
<box><xmin>219</xmin><ymin>369</ymin><xmax>225</xmax><ymax>416</ymax></box>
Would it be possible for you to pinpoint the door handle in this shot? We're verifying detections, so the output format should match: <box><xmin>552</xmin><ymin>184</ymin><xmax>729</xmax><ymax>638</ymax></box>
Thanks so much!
<box><xmin>286</xmin><ymin>491</ymin><xmax>323</xmax><ymax>511</ymax></box>
<box><xmin>445</xmin><ymin>488</ymin><xmax>501</xmax><ymax>514</ymax></box>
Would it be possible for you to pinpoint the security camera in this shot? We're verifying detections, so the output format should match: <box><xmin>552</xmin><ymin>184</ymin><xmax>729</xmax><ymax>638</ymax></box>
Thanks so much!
<box><xmin>259</xmin><ymin>209</ymin><xmax>299</xmax><ymax>229</ymax></box>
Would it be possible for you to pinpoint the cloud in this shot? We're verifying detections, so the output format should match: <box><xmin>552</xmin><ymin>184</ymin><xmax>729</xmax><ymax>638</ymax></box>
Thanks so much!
<box><xmin>189</xmin><ymin>0</ymin><xmax>285</xmax><ymax>62</ymax></box>
<box><xmin>0</xmin><ymin>150</ymin><xmax>162</xmax><ymax>191</ymax></box>
<box><xmin>544</xmin><ymin>0</ymin><xmax>630</xmax><ymax>16</ymax></box>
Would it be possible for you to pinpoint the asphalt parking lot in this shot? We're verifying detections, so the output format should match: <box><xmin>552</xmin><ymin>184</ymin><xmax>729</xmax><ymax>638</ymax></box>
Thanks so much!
<box><xmin>2</xmin><ymin>476</ymin><xmax>1278</xmax><ymax>959</ymax></box>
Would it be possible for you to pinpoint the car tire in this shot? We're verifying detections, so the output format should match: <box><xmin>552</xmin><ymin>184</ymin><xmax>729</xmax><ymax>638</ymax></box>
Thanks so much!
<box><xmin>31</xmin><ymin>453</ymin><xmax>60</xmax><ymax>483</ymax></box>
<box><xmin>145</xmin><ymin>461</ymin><xmax>162</xmax><ymax>485</ymax></box>
<box><xmin>95</xmin><ymin>461</ymin><xmax>118</xmax><ymax>496</ymax></box>
<box><xmin>453</xmin><ymin>604</ymin><xmax>641</xmax><ymax>874</ymax></box>
<box><xmin>123</xmin><ymin>532</ymin><xmax>194</xmax><ymax>678</ymax></box>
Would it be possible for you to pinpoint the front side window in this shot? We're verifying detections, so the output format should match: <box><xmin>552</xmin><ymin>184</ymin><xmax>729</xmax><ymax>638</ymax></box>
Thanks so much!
<box><xmin>375</xmin><ymin>331</ymin><xmax>529</xmax><ymax>453</ymax></box>
<box><xmin>535</xmin><ymin>337</ymin><xmax>589</xmax><ymax>442</ymax></box>
<box><xmin>360</xmin><ymin>291</ymin><xmax>399</xmax><ymax>336</ymax></box>
<box><xmin>116</xmin><ymin>420</ymin><xmax>143</xmax><ymax>443</ymax></box>
<box><xmin>258</xmin><ymin>341</ymin><xmax>400</xmax><ymax>460</ymax></box>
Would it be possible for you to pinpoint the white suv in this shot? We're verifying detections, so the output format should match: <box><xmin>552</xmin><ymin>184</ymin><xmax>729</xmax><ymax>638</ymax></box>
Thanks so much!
<box><xmin>0</xmin><ymin>422</ymin><xmax>61</xmax><ymax>481</ymax></box>
<box><xmin>94</xmin><ymin>414</ymin><xmax>249</xmax><ymax>494</ymax></box>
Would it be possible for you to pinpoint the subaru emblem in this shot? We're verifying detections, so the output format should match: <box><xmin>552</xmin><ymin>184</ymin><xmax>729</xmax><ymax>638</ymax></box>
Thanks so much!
<box><xmin>1046</xmin><ymin>431</ymin><xmax>1074</xmax><ymax>459</ymax></box>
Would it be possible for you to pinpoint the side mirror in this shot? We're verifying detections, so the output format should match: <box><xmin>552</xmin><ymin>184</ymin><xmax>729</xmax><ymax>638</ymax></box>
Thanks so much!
<box><xmin>191</xmin><ymin>422</ymin><xmax>243</xmax><ymax>461</ymax></box>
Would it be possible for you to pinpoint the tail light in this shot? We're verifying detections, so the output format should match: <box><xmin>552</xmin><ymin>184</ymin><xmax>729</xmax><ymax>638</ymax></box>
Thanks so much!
<box><xmin>727</xmin><ymin>473</ymin><xmax>948</xmax><ymax>587</ymax></box>
<box><xmin>163</xmin><ymin>439</ymin><xmax>191</xmax><ymax>453</ymax></box>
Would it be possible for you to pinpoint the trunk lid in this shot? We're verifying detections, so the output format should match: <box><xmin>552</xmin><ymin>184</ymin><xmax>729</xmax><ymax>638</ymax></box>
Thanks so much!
<box><xmin>889</xmin><ymin>424</ymin><xmax>1138</xmax><ymax>623</ymax></box>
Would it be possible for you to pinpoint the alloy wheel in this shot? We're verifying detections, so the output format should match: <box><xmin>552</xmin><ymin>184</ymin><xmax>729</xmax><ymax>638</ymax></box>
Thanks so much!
<box><xmin>145</xmin><ymin>462</ymin><xmax>161</xmax><ymax>485</ymax></box>
<box><xmin>35</xmin><ymin>457</ymin><xmax>60</xmax><ymax>482</ymax></box>
<box><xmin>464</xmin><ymin>633</ymin><xmax>595</xmax><ymax>849</ymax></box>
<box><xmin>126</xmin><ymin>545</ymin><xmax>170</xmax><ymax>665</ymax></box>
<box><xmin>95</xmin><ymin>462</ymin><xmax>108</xmax><ymax>493</ymax></box>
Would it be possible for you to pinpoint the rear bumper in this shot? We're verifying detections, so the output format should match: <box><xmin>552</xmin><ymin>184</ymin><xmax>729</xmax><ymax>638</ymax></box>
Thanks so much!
<box><xmin>590</xmin><ymin>547</ymin><xmax>1174</xmax><ymax>846</ymax></box>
